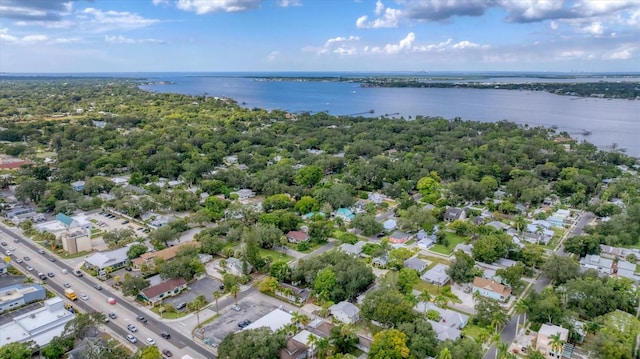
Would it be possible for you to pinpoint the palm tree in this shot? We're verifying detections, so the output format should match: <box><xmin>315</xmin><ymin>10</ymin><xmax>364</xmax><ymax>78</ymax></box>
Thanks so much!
<box><xmin>230</xmin><ymin>284</ymin><xmax>240</xmax><ymax>305</ymax></box>
<box><xmin>435</xmin><ymin>294</ymin><xmax>448</xmax><ymax>308</ymax></box>
<box><xmin>491</xmin><ymin>310</ymin><xmax>508</xmax><ymax>333</ymax></box>
<box><xmin>418</xmin><ymin>289</ymin><xmax>432</xmax><ymax>303</ymax></box>
<box><xmin>583</xmin><ymin>320</ymin><xmax>602</xmax><ymax>337</ymax></box>
<box><xmin>477</xmin><ymin>328</ymin><xmax>491</xmax><ymax>349</ymax></box>
<box><xmin>527</xmin><ymin>350</ymin><xmax>546</xmax><ymax>359</ymax></box>
<box><xmin>316</xmin><ymin>337</ymin><xmax>331</xmax><ymax>359</ymax></box>
<box><xmin>188</xmin><ymin>295</ymin><xmax>206</xmax><ymax>329</ymax></box>
<box><xmin>514</xmin><ymin>215</ymin><xmax>527</xmax><ymax>233</ymax></box>
<box><xmin>496</xmin><ymin>341</ymin><xmax>510</xmax><ymax>359</ymax></box>
<box><xmin>213</xmin><ymin>291</ymin><xmax>222</xmax><ymax>313</ymax></box>
<box><xmin>306</xmin><ymin>333</ymin><xmax>319</xmax><ymax>358</ymax></box>
<box><xmin>514</xmin><ymin>299</ymin><xmax>528</xmax><ymax>338</ymax></box>
<box><xmin>291</xmin><ymin>311</ymin><xmax>310</xmax><ymax>329</ymax></box>
<box><xmin>437</xmin><ymin>347</ymin><xmax>452</xmax><ymax>359</ymax></box>
<box><xmin>549</xmin><ymin>333</ymin><xmax>565</xmax><ymax>357</ymax></box>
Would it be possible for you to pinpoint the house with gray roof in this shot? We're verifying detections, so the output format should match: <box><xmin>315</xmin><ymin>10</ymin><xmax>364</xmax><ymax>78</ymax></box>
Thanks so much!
<box><xmin>579</xmin><ymin>254</ymin><xmax>614</xmax><ymax>275</ymax></box>
<box><xmin>421</xmin><ymin>263</ymin><xmax>450</xmax><ymax>286</ymax></box>
<box><xmin>339</xmin><ymin>241</ymin><xmax>366</xmax><ymax>257</ymax></box>
<box><xmin>414</xmin><ymin>302</ymin><xmax>469</xmax><ymax>329</ymax></box>
<box><xmin>226</xmin><ymin>257</ymin><xmax>253</xmax><ymax>276</ymax></box>
<box><xmin>83</xmin><ymin>246</ymin><xmax>130</xmax><ymax>271</ymax></box>
<box><xmin>487</xmin><ymin>221</ymin><xmax>510</xmax><ymax>231</ymax></box>
<box><xmin>616</xmin><ymin>260</ymin><xmax>640</xmax><ymax>282</ymax></box>
<box><xmin>403</xmin><ymin>256</ymin><xmax>428</xmax><ymax>273</ymax></box>
<box><xmin>444</xmin><ymin>207</ymin><xmax>466</xmax><ymax>222</ymax></box>
<box><xmin>429</xmin><ymin>320</ymin><xmax>462</xmax><ymax>341</ymax></box>
<box><xmin>330</xmin><ymin>301</ymin><xmax>360</xmax><ymax>324</ymax></box>
<box><xmin>383</xmin><ymin>218</ymin><xmax>397</xmax><ymax>232</ymax></box>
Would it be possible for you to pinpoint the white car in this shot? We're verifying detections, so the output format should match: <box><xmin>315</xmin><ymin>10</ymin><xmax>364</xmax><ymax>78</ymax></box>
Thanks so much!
<box><xmin>16</xmin><ymin>258</ymin><xmax>23</xmax><ymax>263</ymax></box>
<box><xmin>146</xmin><ymin>337</ymin><xmax>156</xmax><ymax>345</ymax></box>
<box><xmin>26</xmin><ymin>265</ymin><xmax>34</xmax><ymax>271</ymax></box>
<box><xmin>80</xmin><ymin>293</ymin><xmax>89</xmax><ymax>301</ymax></box>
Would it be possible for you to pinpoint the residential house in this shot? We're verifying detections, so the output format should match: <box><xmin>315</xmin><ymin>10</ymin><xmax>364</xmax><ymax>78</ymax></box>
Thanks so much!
<box><xmin>579</xmin><ymin>254</ymin><xmax>614</xmax><ymax>275</ymax></box>
<box><xmin>416</xmin><ymin>230</ymin><xmax>436</xmax><ymax>249</ymax></box>
<box><xmin>453</xmin><ymin>243</ymin><xmax>473</xmax><ymax>256</ymax></box>
<box><xmin>383</xmin><ymin>218</ymin><xmax>397</xmax><ymax>232</ymax></box>
<box><xmin>615</xmin><ymin>260</ymin><xmax>640</xmax><ymax>282</ymax></box>
<box><xmin>487</xmin><ymin>221</ymin><xmax>510</xmax><ymax>231</ymax></box>
<box><xmin>472</xmin><ymin>277</ymin><xmax>512</xmax><ymax>302</ymax></box>
<box><xmin>286</xmin><ymin>231</ymin><xmax>309</xmax><ymax>244</ymax></box>
<box><xmin>140</xmin><ymin>278</ymin><xmax>187</xmax><ymax>306</ymax></box>
<box><xmin>429</xmin><ymin>321</ymin><xmax>462</xmax><ymax>341</ymax></box>
<box><xmin>536</xmin><ymin>324</ymin><xmax>569</xmax><ymax>358</ymax></box>
<box><xmin>132</xmin><ymin>242</ymin><xmax>200</xmax><ymax>270</ymax></box>
<box><xmin>372</xmin><ymin>255</ymin><xmax>388</xmax><ymax>268</ymax></box>
<box><xmin>403</xmin><ymin>256</ymin><xmax>428</xmax><ymax>273</ymax></box>
<box><xmin>335</xmin><ymin>208</ymin><xmax>355</xmax><ymax>222</ymax></box>
<box><xmin>388</xmin><ymin>231</ymin><xmax>410</xmax><ymax>244</ymax></box>
<box><xmin>339</xmin><ymin>241</ymin><xmax>366</xmax><ymax>257</ymax></box>
<box><xmin>226</xmin><ymin>257</ymin><xmax>253</xmax><ymax>276</ymax></box>
<box><xmin>84</xmin><ymin>246</ymin><xmax>130</xmax><ymax>271</ymax></box>
<box><xmin>444</xmin><ymin>207</ymin><xmax>466</xmax><ymax>222</ymax></box>
<box><xmin>546</xmin><ymin>215</ymin><xmax>565</xmax><ymax>228</ymax></box>
<box><xmin>414</xmin><ymin>302</ymin><xmax>469</xmax><ymax>329</ymax></box>
<box><xmin>280</xmin><ymin>331</ymin><xmax>312</xmax><ymax>359</ymax></box>
<box><xmin>368</xmin><ymin>192</ymin><xmax>384</xmax><ymax>204</ymax></box>
<box><xmin>0</xmin><ymin>284</ymin><xmax>46</xmax><ymax>312</ymax></box>
<box><xmin>275</xmin><ymin>283</ymin><xmax>310</xmax><ymax>304</ymax></box>
<box><xmin>421</xmin><ymin>264</ymin><xmax>450</xmax><ymax>286</ymax></box>
<box><xmin>329</xmin><ymin>301</ymin><xmax>360</xmax><ymax>324</ymax></box>
<box><xmin>110</xmin><ymin>177</ymin><xmax>128</xmax><ymax>186</ymax></box>
<box><xmin>232</xmin><ymin>188</ymin><xmax>255</xmax><ymax>200</ymax></box>
<box><xmin>70</xmin><ymin>181</ymin><xmax>85</xmax><ymax>192</ymax></box>
<box><xmin>0</xmin><ymin>297</ymin><xmax>75</xmax><ymax>348</ymax></box>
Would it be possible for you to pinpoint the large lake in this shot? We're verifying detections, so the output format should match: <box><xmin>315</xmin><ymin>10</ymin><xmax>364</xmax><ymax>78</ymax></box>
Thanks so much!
<box><xmin>140</xmin><ymin>75</ymin><xmax>640</xmax><ymax>157</ymax></box>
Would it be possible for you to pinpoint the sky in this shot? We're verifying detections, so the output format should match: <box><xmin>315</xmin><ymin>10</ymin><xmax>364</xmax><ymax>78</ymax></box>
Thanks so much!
<box><xmin>0</xmin><ymin>0</ymin><xmax>639</xmax><ymax>73</ymax></box>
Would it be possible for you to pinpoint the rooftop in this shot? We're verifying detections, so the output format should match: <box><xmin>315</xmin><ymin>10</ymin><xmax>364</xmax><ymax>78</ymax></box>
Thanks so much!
<box><xmin>243</xmin><ymin>308</ymin><xmax>292</xmax><ymax>332</ymax></box>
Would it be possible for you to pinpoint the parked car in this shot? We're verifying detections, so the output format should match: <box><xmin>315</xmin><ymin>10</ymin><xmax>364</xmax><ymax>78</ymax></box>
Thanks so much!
<box><xmin>127</xmin><ymin>324</ymin><xmax>138</xmax><ymax>332</ymax></box>
<box><xmin>237</xmin><ymin>319</ymin><xmax>251</xmax><ymax>328</ymax></box>
<box><xmin>162</xmin><ymin>349</ymin><xmax>173</xmax><ymax>357</ymax></box>
<box><xmin>126</xmin><ymin>334</ymin><xmax>137</xmax><ymax>344</ymax></box>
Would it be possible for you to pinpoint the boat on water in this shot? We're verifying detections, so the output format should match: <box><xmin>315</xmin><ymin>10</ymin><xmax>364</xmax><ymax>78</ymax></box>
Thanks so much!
<box><xmin>551</xmin><ymin>125</ymin><xmax>559</xmax><ymax>129</ymax></box>
<box><xmin>582</xmin><ymin>129</ymin><xmax>592</xmax><ymax>135</ymax></box>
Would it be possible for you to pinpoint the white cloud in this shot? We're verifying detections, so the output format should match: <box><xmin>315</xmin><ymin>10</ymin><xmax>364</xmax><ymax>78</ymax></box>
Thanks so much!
<box><xmin>267</xmin><ymin>50</ymin><xmax>279</xmax><ymax>61</ymax></box>
<box><xmin>81</xmin><ymin>8</ymin><xmax>159</xmax><ymax>32</ymax></box>
<box><xmin>356</xmin><ymin>3</ymin><xmax>403</xmax><ymax>28</ymax></box>
<box><xmin>0</xmin><ymin>28</ymin><xmax>48</xmax><ymax>44</ymax></box>
<box><xmin>176</xmin><ymin>0</ymin><xmax>263</xmax><ymax>14</ymax></box>
<box><xmin>581</xmin><ymin>21</ymin><xmax>604</xmax><ymax>35</ymax></box>
<box><xmin>310</xmin><ymin>35</ymin><xmax>360</xmax><ymax>55</ymax></box>
<box><xmin>369</xmin><ymin>32</ymin><xmax>415</xmax><ymax>54</ymax></box>
<box><xmin>374</xmin><ymin>0</ymin><xmax>384</xmax><ymax>16</ymax></box>
<box><xmin>152</xmin><ymin>0</ymin><xmax>170</xmax><ymax>5</ymax></box>
<box><xmin>15</xmin><ymin>20</ymin><xmax>74</xmax><ymax>29</ymax></box>
<box><xmin>277</xmin><ymin>0</ymin><xmax>302</xmax><ymax>7</ymax></box>
<box><xmin>604</xmin><ymin>46</ymin><xmax>634</xmax><ymax>59</ymax></box>
<box><xmin>453</xmin><ymin>40</ymin><xmax>484</xmax><ymax>49</ymax></box>
<box><xmin>105</xmin><ymin>35</ymin><xmax>165</xmax><ymax>44</ymax></box>
<box><xmin>52</xmin><ymin>37</ymin><xmax>81</xmax><ymax>44</ymax></box>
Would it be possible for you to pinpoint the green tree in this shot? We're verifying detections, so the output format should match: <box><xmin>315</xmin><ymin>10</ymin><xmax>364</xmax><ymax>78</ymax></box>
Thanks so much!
<box><xmin>447</xmin><ymin>250</ymin><xmax>478</xmax><ymax>284</ymax></box>
<box><xmin>350</xmin><ymin>213</ymin><xmax>383</xmax><ymax>236</ymax></box>
<box><xmin>295</xmin><ymin>165</ymin><xmax>323</xmax><ymax>187</ymax></box>
<box><xmin>330</xmin><ymin>324</ymin><xmax>359</xmax><ymax>355</ymax></box>
<box><xmin>548</xmin><ymin>333</ymin><xmax>565</xmax><ymax>357</ymax></box>
<box><xmin>270</xmin><ymin>261</ymin><xmax>292</xmax><ymax>282</ymax></box>
<box><xmin>472</xmin><ymin>235</ymin><xmax>509</xmax><ymax>263</ymax></box>
<box><xmin>218</xmin><ymin>327</ymin><xmax>286</xmax><ymax>359</ymax></box>
<box><xmin>0</xmin><ymin>341</ymin><xmax>35</xmax><ymax>359</ymax></box>
<box><xmin>361</xmin><ymin>289</ymin><xmax>415</xmax><ymax>328</ymax></box>
<box><xmin>121</xmin><ymin>274</ymin><xmax>150</xmax><ymax>297</ymax></box>
<box><xmin>188</xmin><ymin>295</ymin><xmax>207</xmax><ymax>328</ymax></box>
<box><xmin>263</xmin><ymin>193</ymin><xmax>294</xmax><ymax>212</ymax></box>
<box><xmin>541</xmin><ymin>255</ymin><xmax>580</xmax><ymax>285</ymax></box>
<box><xmin>397</xmin><ymin>317</ymin><xmax>439</xmax><ymax>358</ymax></box>
<box><xmin>15</xmin><ymin>179</ymin><xmax>46</xmax><ymax>203</ymax></box>
<box><xmin>295</xmin><ymin>195</ymin><xmax>320</xmax><ymax>214</ymax></box>
<box><xmin>437</xmin><ymin>348</ymin><xmax>452</xmax><ymax>359</ymax></box>
<box><xmin>314</xmin><ymin>267</ymin><xmax>336</xmax><ymax>302</ymax></box>
<box><xmin>369</xmin><ymin>329</ymin><xmax>410</xmax><ymax>359</ymax></box>
<box><xmin>127</xmin><ymin>243</ymin><xmax>148</xmax><ymax>259</ymax></box>
<box><xmin>417</xmin><ymin>176</ymin><xmax>441</xmax><ymax>204</ymax></box>
<box><xmin>136</xmin><ymin>345</ymin><xmax>162</xmax><ymax>359</ymax></box>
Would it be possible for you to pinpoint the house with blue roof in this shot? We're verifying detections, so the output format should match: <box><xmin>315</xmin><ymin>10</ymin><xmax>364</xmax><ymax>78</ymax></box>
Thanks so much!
<box><xmin>335</xmin><ymin>208</ymin><xmax>355</xmax><ymax>221</ymax></box>
<box><xmin>55</xmin><ymin>213</ymin><xmax>92</xmax><ymax>231</ymax></box>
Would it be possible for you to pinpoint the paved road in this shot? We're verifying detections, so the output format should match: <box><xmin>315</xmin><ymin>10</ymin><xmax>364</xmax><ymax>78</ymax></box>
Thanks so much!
<box><xmin>0</xmin><ymin>225</ymin><xmax>214</xmax><ymax>359</ymax></box>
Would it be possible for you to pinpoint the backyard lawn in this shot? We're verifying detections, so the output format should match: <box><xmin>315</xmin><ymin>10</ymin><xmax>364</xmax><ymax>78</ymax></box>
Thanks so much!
<box><xmin>429</xmin><ymin>232</ymin><xmax>467</xmax><ymax>255</ymax></box>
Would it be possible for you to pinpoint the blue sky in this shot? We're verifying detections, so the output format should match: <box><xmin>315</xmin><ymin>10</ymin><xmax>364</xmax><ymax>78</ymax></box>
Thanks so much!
<box><xmin>0</xmin><ymin>0</ymin><xmax>639</xmax><ymax>73</ymax></box>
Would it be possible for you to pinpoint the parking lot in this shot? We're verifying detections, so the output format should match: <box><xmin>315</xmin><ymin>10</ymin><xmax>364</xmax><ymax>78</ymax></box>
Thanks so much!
<box><xmin>91</xmin><ymin>211</ymin><xmax>149</xmax><ymax>234</ymax></box>
<box><xmin>200</xmin><ymin>294</ymin><xmax>288</xmax><ymax>346</ymax></box>
<box><xmin>162</xmin><ymin>277</ymin><xmax>223</xmax><ymax>309</ymax></box>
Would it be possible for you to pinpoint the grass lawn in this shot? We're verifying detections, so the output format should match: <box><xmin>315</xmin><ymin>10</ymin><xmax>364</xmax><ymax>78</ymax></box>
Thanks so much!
<box><xmin>258</xmin><ymin>248</ymin><xmax>293</xmax><ymax>261</ymax></box>
<box><xmin>429</xmin><ymin>232</ymin><xmax>467</xmax><ymax>255</ymax></box>
<box><xmin>414</xmin><ymin>280</ymin><xmax>446</xmax><ymax>295</ymax></box>
<box><xmin>59</xmin><ymin>250</ymin><xmax>92</xmax><ymax>259</ymax></box>
<box><xmin>462</xmin><ymin>324</ymin><xmax>488</xmax><ymax>342</ymax></box>
<box><xmin>150</xmin><ymin>306</ymin><xmax>188</xmax><ymax>319</ymax></box>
